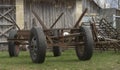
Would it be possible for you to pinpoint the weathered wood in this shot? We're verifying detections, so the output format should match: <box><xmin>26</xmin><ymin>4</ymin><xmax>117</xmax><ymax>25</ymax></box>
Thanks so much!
<box><xmin>0</xmin><ymin>7</ymin><xmax>14</xmax><ymax>19</ymax></box>
<box><xmin>0</xmin><ymin>14</ymin><xmax>13</xmax><ymax>23</ymax></box>
<box><xmin>0</xmin><ymin>26</ymin><xmax>14</xmax><ymax>37</ymax></box>
<box><xmin>16</xmin><ymin>0</ymin><xmax>24</xmax><ymax>29</ymax></box>
<box><xmin>32</xmin><ymin>10</ymin><xmax>47</xmax><ymax>29</ymax></box>
<box><xmin>50</xmin><ymin>12</ymin><xmax>64</xmax><ymax>29</ymax></box>
<box><xmin>0</xmin><ymin>7</ymin><xmax>20</xmax><ymax>30</ymax></box>
<box><xmin>24</xmin><ymin>0</ymin><xmax>76</xmax><ymax>29</ymax></box>
<box><xmin>90</xmin><ymin>17</ymin><xmax>99</xmax><ymax>41</ymax></box>
<box><xmin>0</xmin><ymin>0</ymin><xmax>15</xmax><ymax>47</ymax></box>
<box><xmin>74</xmin><ymin>8</ymin><xmax>88</xmax><ymax>28</ymax></box>
<box><xmin>8</xmin><ymin>13</ymin><xmax>20</xmax><ymax>30</ymax></box>
<box><xmin>32</xmin><ymin>10</ymin><xmax>54</xmax><ymax>44</ymax></box>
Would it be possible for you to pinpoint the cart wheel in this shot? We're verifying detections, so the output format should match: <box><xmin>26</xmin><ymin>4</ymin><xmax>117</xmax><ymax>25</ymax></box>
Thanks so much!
<box><xmin>29</xmin><ymin>27</ymin><xmax>47</xmax><ymax>63</ymax></box>
<box><xmin>75</xmin><ymin>26</ymin><xmax>94</xmax><ymax>60</ymax></box>
<box><xmin>8</xmin><ymin>29</ymin><xmax>20</xmax><ymax>57</ymax></box>
<box><xmin>53</xmin><ymin>46</ymin><xmax>61</xmax><ymax>57</ymax></box>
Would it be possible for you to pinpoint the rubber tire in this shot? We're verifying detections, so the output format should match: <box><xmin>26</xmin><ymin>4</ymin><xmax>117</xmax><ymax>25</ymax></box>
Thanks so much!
<box><xmin>29</xmin><ymin>27</ymin><xmax>47</xmax><ymax>63</ymax></box>
<box><xmin>75</xmin><ymin>26</ymin><xmax>94</xmax><ymax>60</ymax></box>
<box><xmin>53</xmin><ymin>46</ymin><xmax>61</xmax><ymax>57</ymax></box>
<box><xmin>8</xmin><ymin>29</ymin><xmax>19</xmax><ymax>57</ymax></box>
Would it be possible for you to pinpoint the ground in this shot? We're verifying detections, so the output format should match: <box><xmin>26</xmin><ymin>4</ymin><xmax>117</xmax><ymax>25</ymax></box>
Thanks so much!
<box><xmin>0</xmin><ymin>49</ymin><xmax>120</xmax><ymax>70</ymax></box>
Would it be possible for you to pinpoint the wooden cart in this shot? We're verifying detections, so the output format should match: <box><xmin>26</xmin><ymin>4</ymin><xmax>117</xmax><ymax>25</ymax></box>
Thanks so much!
<box><xmin>8</xmin><ymin>9</ymin><xmax>94</xmax><ymax>63</ymax></box>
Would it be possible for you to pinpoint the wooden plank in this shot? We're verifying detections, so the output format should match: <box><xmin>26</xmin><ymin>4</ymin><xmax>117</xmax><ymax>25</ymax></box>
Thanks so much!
<box><xmin>24</xmin><ymin>0</ymin><xmax>31</xmax><ymax>29</ymax></box>
<box><xmin>24</xmin><ymin>0</ymin><xmax>76</xmax><ymax>29</ymax></box>
<box><xmin>0</xmin><ymin>0</ymin><xmax>16</xmax><ymax>46</ymax></box>
<box><xmin>46</xmin><ymin>3</ymin><xmax>49</xmax><ymax>28</ymax></box>
<box><xmin>16</xmin><ymin>0</ymin><xmax>24</xmax><ymax>29</ymax></box>
<box><xmin>0</xmin><ymin>26</ymin><xmax>14</xmax><ymax>37</ymax></box>
<box><xmin>74</xmin><ymin>8</ymin><xmax>88</xmax><ymax>28</ymax></box>
<box><xmin>50</xmin><ymin>12</ymin><xmax>64</xmax><ymax>28</ymax></box>
<box><xmin>0</xmin><ymin>7</ymin><xmax>14</xmax><ymax>19</ymax></box>
<box><xmin>32</xmin><ymin>10</ymin><xmax>47</xmax><ymax>29</ymax></box>
<box><xmin>8</xmin><ymin>13</ymin><xmax>20</xmax><ymax>30</ymax></box>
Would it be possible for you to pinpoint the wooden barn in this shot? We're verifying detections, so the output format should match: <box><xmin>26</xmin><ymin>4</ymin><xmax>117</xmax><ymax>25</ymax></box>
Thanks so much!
<box><xmin>0</xmin><ymin>0</ymin><xmax>101</xmax><ymax>50</ymax></box>
<box><xmin>20</xmin><ymin>0</ymin><xmax>101</xmax><ymax>29</ymax></box>
<box><xmin>24</xmin><ymin>0</ymin><xmax>77</xmax><ymax>29</ymax></box>
<box><xmin>83</xmin><ymin>0</ymin><xmax>101</xmax><ymax>15</ymax></box>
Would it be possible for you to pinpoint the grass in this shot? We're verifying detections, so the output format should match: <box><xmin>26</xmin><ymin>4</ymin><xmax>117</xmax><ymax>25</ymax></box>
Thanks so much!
<box><xmin>0</xmin><ymin>49</ymin><xmax>120</xmax><ymax>70</ymax></box>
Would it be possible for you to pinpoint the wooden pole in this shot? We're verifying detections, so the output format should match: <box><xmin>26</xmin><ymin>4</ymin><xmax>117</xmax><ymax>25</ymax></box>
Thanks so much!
<box><xmin>50</xmin><ymin>12</ymin><xmax>64</xmax><ymax>29</ymax></box>
<box><xmin>74</xmin><ymin>8</ymin><xmax>88</xmax><ymax>28</ymax></box>
<box><xmin>32</xmin><ymin>10</ymin><xmax>48</xmax><ymax>29</ymax></box>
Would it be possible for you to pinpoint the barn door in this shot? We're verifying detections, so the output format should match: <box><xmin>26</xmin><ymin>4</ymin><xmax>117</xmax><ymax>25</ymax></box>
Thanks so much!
<box><xmin>0</xmin><ymin>5</ymin><xmax>16</xmax><ymax>48</ymax></box>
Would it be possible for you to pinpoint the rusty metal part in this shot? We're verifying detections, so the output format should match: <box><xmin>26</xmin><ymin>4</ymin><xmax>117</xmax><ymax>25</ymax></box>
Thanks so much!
<box><xmin>48</xmin><ymin>42</ymin><xmax>84</xmax><ymax>47</ymax></box>
<box><xmin>17</xmin><ymin>30</ymin><xmax>30</xmax><ymax>40</ymax></box>
<box><xmin>8</xmin><ymin>30</ymin><xmax>30</xmax><ymax>45</ymax></box>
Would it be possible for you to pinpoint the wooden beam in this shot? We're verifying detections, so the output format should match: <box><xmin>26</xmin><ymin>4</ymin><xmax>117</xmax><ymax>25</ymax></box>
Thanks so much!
<box><xmin>8</xmin><ymin>13</ymin><xmax>20</xmax><ymax>30</ymax></box>
<box><xmin>32</xmin><ymin>10</ymin><xmax>48</xmax><ymax>29</ymax></box>
<box><xmin>0</xmin><ymin>26</ymin><xmax>14</xmax><ymax>37</ymax></box>
<box><xmin>90</xmin><ymin>17</ymin><xmax>99</xmax><ymax>42</ymax></box>
<box><xmin>0</xmin><ymin>7</ymin><xmax>14</xmax><ymax>19</ymax></box>
<box><xmin>74</xmin><ymin>8</ymin><xmax>88</xmax><ymax>28</ymax></box>
<box><xmin>50</xmin><ymin>12</ymin><xmax>64</xmax><ymax>29</ymax></box>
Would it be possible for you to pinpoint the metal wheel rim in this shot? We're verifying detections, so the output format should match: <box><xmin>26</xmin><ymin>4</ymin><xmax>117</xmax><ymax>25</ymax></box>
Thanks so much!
<box><xmin>30</xmin><ymin>37</ymin><xmax>38</xmax><ymax>60</ymax></box>
<box><xmin>78</xmin><ymin>32</ymin><xmax>85</xmax><ymax>55</ymax></box>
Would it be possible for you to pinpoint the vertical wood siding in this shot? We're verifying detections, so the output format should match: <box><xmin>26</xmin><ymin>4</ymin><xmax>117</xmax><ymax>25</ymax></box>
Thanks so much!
<box><xmin>82</xmin><ymin>0</ymin><xmax>101</xmax><ymax>15</ymax></box>
<box><xmin>24</xmin><ymin>0</ymin><xmax>76</xmax><ymax>29</ymax></box>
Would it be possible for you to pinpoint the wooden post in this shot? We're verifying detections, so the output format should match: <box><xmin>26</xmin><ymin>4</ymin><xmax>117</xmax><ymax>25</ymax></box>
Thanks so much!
<box><xmin>16</xmin><ymin>0</ymin><xmax>24</xmax><ymax>29</ymax></box>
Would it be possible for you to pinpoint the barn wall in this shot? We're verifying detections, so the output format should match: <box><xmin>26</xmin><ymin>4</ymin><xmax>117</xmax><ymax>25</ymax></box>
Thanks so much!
<box><xmin>16</xmin><ymin>0</ymin><xmax>24</xmax><ymax>29</ymax></box>
<box><xmin>82</xmin><ymin>0</ymin><xmax>101</xmax><ymax>15</ymax></box>
<box><xmin>24</xmin><ymin>0</ymin><xmax>76</xmax><ymax>29</ymax></box>
<box><xmin>0</xmin><ymin>0</ymin><xmax>15</xmax><ymax>50</ymax></box>
<box><xmin>0</xmin><ymin>0</ymin><xmax>15</xmax><ymax>5</ymax></box>
<box><xmin>76</xmin><ymin>0</ymin><xmax>82</xmax><ymax>21</ymax></box>
<box><xmin>24</xmin><ymin>0</ymin><xmax>31</xmax><ymax>29</ymax></box>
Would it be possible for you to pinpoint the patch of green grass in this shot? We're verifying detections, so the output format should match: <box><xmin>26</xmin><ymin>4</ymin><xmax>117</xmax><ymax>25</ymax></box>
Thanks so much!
<box><xmin>0</xmin><ymin>50</ymin><xmax>120</xmax><ymax>70</ymax></box>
